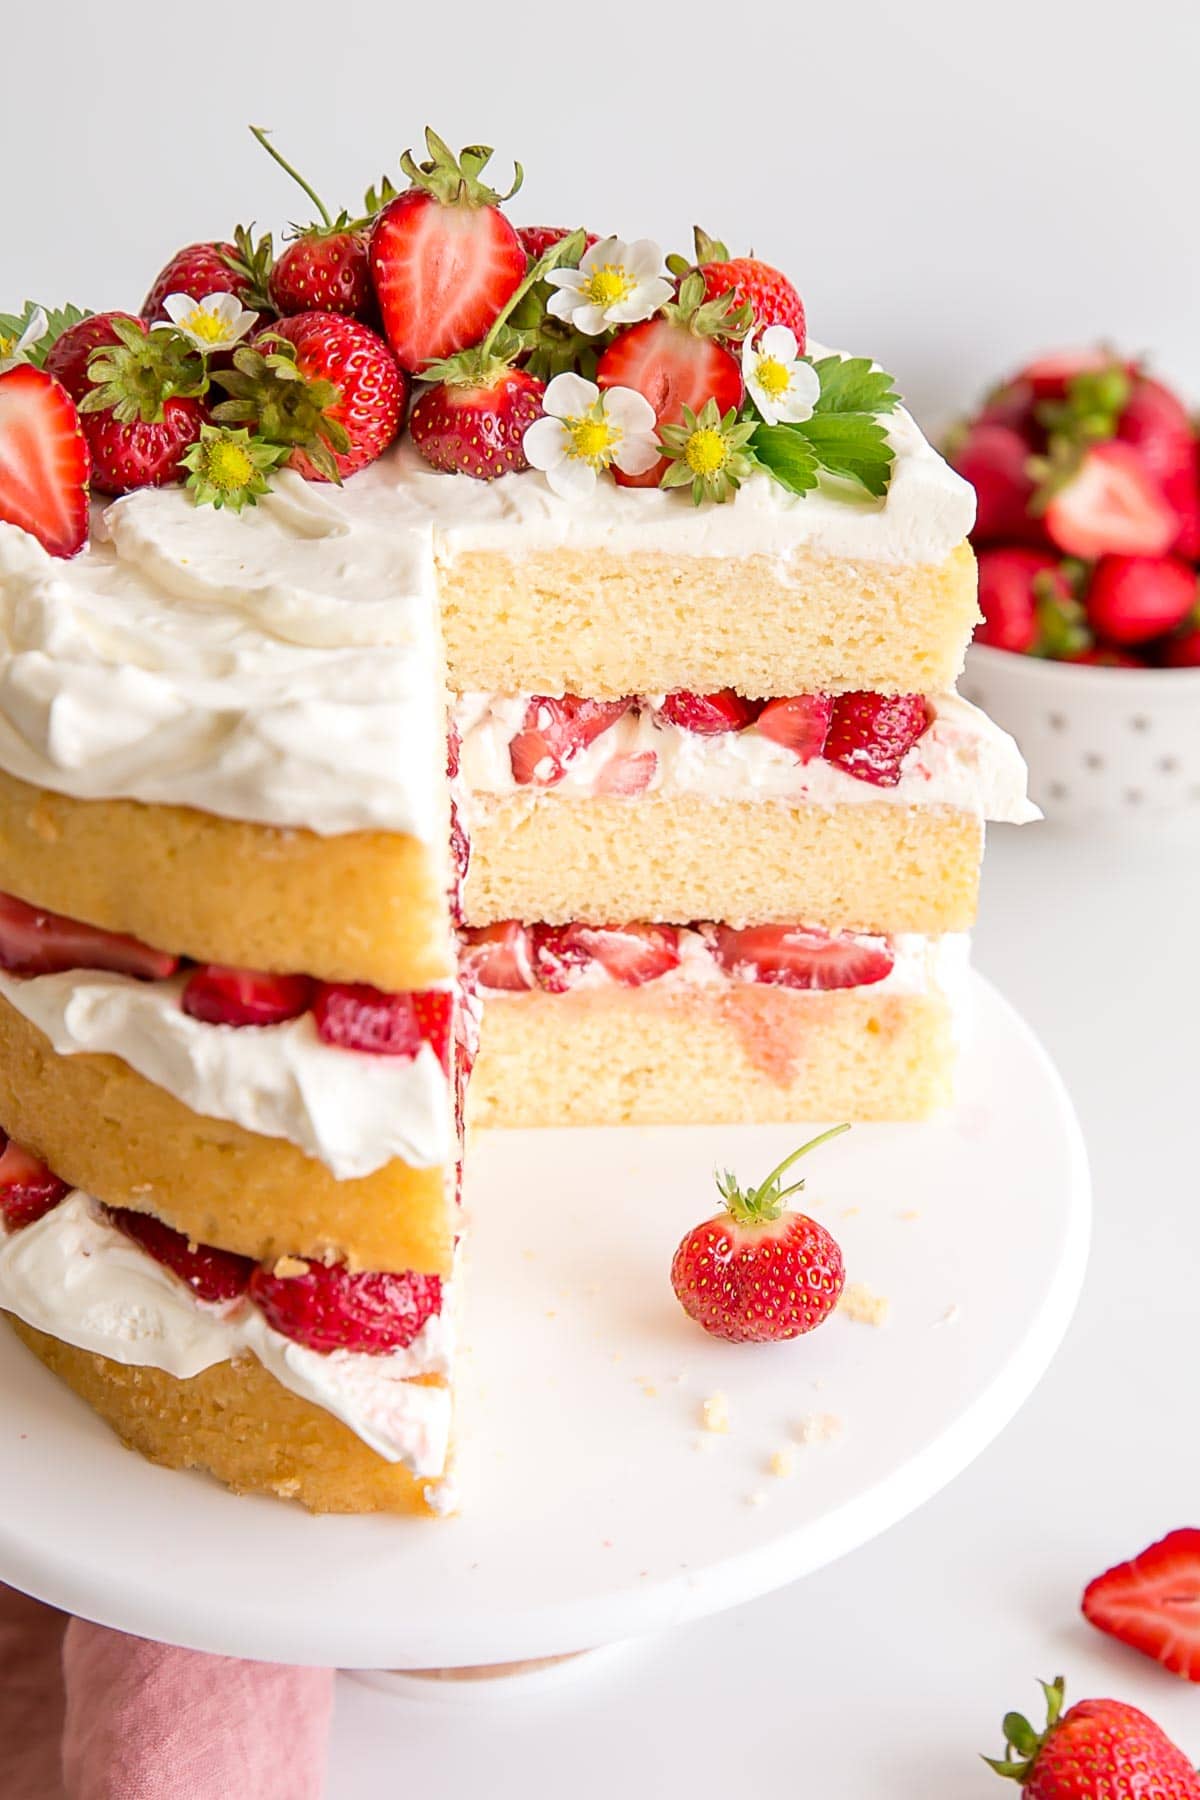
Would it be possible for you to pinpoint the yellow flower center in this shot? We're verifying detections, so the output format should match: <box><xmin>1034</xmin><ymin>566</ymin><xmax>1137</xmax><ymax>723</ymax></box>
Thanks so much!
<box><xmin>585</xmin><ymin>264</ymin><xmax>633</xmax><ymax>306</ymax></box>
<box><xmin>183</xmin><ymin>308</ymin><xmax>229</xmax><ymax>345</ymax></box>
<box><xmin>207</xmin><ymin>439</ymin><xmax>255</xmax><ymax>490</ymax></box>
<box><xmin>685</xmin><ymin>428</ymin><xmax>727</xmax><ymax>476</ymax></box>
<box><xmin>755</xmin><ymin>355</ymin><xmax>791</xmax><ymax>399</ymax></box>
<box><xmin>0</xmin><ymin>333</ymin><xmax>13</xmax><ymax>358</ymax></box>
<box><xmin>568</xmin><ymin>415</ymin><xmax>618</xmax><ymax>464</ymax></box>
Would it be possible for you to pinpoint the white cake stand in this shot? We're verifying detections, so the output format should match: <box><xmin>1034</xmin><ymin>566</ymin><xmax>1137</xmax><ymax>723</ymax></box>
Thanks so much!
<box><xmin>0</xmin><ymin>974</ymin><xmax>1088</xmax><ymax>1671</ymax></box>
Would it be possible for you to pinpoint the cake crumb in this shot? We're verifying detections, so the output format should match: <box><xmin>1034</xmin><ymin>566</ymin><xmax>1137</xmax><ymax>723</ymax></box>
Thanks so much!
<box><xmin>701</xmin><ymin>1391</ymin><xmax>730</xmax><ymax>1434</ymax></box>
<box><xmin>897</xmin><ymin>1209</ymin><xmax>921</xmax><ymax>1222</ymax></box>
<box><xmin>693</xmin><ymin>1434</ymin><xmax>717</xmax><ymax>1454</ymax></box>
<box><xmin>544</xmin><ymin>1309</ymin><xmax>557</xmax><ymax>1320</ymax></box>
<box><xmin>768</xmin><ymin>1448</ymin><xmax>795</xmax><ymax>1479</ymax></box>
<box><xmin>935</xmin><ymin>1302</ymin><xmax>962</xmax><ymax>1327</ymax></box>
<box><xmin>839</xmin><ymin>1281</ymin><xmax>890</xmax><ymax>1326</ymax></box>
<box><xmin>642</xmin><ymin>1383</ymin><xmax>658</xmax><ymax>1399</ymax></box>
<box><xmin>794</xmin><ymin>1411</ymin><xmax>843</xmax><ymax>1446</ymax></box>
<box><xmin>272</xmin><ymin>1255</ymin><xmax>309</xmax><ymax>1279</ymax></box>
<box><xmin>841</xmin><ymin>1205</ymin><xmax>861</xmax><ymax>1218</ymax></box>
<box><xmin>745</xmin><ymin>1490</ymin><xmax>768</xmax><ymax>1508</ymax></box>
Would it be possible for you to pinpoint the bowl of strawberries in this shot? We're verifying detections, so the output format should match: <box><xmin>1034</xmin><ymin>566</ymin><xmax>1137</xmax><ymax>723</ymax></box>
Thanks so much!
<box><xmin>948</xmin><ymin>348</ymin><xmax>1200</xmax><ymax>820</ymax></box>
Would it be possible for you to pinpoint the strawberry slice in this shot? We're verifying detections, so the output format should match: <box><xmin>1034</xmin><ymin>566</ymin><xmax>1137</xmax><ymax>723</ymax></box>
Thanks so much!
<box><xmin>0</xmin><ymin>1136</ymin><xmax>70</xmax><ymax>1231</ymax></box>
<box><xmin>823</xmin><ymin>693</ymin><xmax>930</xmax><ymax>788</ymax></box>
<box><xmin>755</xmin><ymin>694</ymin><xmax>833</xmax><ymax>761</ymax></box>
<box><xmin>531</xmin><ymin>923</ymin><xmax>681</xmax><ymax>991</ymax></box>
<box><xmin>182</xmin><ymin>965</ymin><xmax>315</xmax><ymax>1027</ymax></box>
<box><xmin>0</xmin><ymin>365</ymin><xmax>90</xmax><ymax>558</ymax></box>
<box><xmin>712</xmin><ymin>924</ymin><xmax>895</xmax><ymax>991</ymax></box>
<box><xmin>249</xmin><ymin>1258</ymin><xmax>444</xmax><ymax>1353</ymax></box>
<box><xmin>508</xmin><ymin>696</ymin><xmax>631</xmax><ymax>786</ymax></box>
<box><xmin>656</xmin><ymin>690</ymin><xmax>762</xmax><ymax>734</ymax></box>
<box><xmin>1044</xmin><ymin>441</ymin><xmax>1176</xmax><ymax>558</ymax></box>
<box><xmin>592</xmin><ymin>750</ymin><xmax>657</xmax><ymax>795</ymax></box>
<box><xmin>369</xmin><ymin>133</ymin><xmax>526</xmax><ymax>372</ymax></box>
<box><xmin>313</xmin><ymin>982</ymin><xmax>454</xmax><ymax>1072</ymax></box>
<box><xmin>458</xmin><ymin>922</ymin><xmax>536</xmax><ymax>992</ymax></box>
<box><xmin>0</xmin><ymin>890</ymin><xmax>178</xmax><ymax>980</ymax></box>
<box><xmin>596</xmin><ymin>278</ymin><xmax>744</xmax><ymax>489</ymax></box>
<box><xmin>106</xmin><ymin>1205</ymin><xmax>255</xmax><ymax>1304</ymax></box>
<box><xmin>1082</xmin><ymin>1529</ymin><xmax>1200</xmax><ymax>1682</ymax></box>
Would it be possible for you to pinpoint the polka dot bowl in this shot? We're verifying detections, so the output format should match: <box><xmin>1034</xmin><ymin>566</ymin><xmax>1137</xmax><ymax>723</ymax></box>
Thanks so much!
<box><xmin>961</xmin><ymin>643</ymin><xmax>1200</xmax><ymax>821</ymax></box>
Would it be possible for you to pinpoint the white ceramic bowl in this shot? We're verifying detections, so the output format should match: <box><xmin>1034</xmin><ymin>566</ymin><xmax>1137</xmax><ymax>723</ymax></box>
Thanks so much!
<box><xmin>962</xmin><ymin>643</ymin><xmax>1200</xmax><ymax>821</ymax></box>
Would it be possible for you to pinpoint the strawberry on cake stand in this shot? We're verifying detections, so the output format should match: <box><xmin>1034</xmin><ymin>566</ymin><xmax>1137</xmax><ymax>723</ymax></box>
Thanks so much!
<box><xmin>0</xmin><ymin>128</ymin><xmax>1088</xmax><ymax>1681</ymax></box>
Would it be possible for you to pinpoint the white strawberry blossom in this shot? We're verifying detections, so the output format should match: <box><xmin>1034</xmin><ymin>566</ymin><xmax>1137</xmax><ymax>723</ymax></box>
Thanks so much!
<box><xmin>0</xmin><ymin>307</ymin><xmax>48</xmax><ymax>373</ymax></box>
<box><xmin>742</xmin><ymin>325</ymin><xmax>820</xmax><ymax>427</ymax></box>
<box><xmin>545</xmin><ymin>236</ymin><xmax>673</xmax><ymax>337</ymax></box>
<box><xmin>162</xmin><ymin>291</ymin><xmax>259</xmax><ymax>354</ymax></box>
<box><xmin>523</xmin><ymin>372</ymin><xmax>660</xmax><ymax>500</ymax></box>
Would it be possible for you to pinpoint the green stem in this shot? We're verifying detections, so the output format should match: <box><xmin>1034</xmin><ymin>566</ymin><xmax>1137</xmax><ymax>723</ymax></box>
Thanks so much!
<box><xmin>250</xmin><ymin>125</ymin><xmax>332</xmax><ymax>232</ymax></box>
<box><xmin>478</xmin><ymin>228</ymin><xmax>588</xmax><ymax>362</ymax></box>
<box><xmin>750</xmin><ymin>1123</ymin><xmax>851</xmax><ymax>1208</ymax></box>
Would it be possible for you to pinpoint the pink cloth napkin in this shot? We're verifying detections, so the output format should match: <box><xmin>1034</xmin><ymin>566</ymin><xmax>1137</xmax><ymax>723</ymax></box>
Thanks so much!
<box><xmin>0</xmin><ymin>1585</ymin><xmax>334</xmax><ymax>1799</ymax></box>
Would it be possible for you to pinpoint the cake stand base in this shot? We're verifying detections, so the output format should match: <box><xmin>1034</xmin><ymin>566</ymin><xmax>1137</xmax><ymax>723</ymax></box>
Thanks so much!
<box><xmin>0</xmin><ymin>974</ymin><xmax>1089</xmax><ymax>1670</ymax></box>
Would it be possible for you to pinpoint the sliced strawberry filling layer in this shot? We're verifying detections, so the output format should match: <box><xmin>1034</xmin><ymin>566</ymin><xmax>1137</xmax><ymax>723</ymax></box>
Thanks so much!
<box><xmin>0</xmin><ymin>891</ymin><xmax>458</xmax><ymax>1067</ymax></box>
<box><xmin>500</xmin><ymin>690</ymin><xmax>931</xmax><ymax>791</ymax></box>
<box><xmin>460</xmin><ymin>920</ymin><xmax>896</xmax><ymax>994</ymax></box>
<box><xmin>0</xmin><ymin>1139</ymin><xmax>443</xmax><ymax>1354</ymax></box>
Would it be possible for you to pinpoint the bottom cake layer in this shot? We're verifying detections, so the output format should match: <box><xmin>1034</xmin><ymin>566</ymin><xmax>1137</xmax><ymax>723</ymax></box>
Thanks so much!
<box><xmin>8</xmin><ymin>1317</ymin><xmax>442</xmax><ymax>1515</ymax></box>
<box><xmin>467</xmin><ymin>980</ymin><xmax>959</xmax><ymax>1128</ymax></box>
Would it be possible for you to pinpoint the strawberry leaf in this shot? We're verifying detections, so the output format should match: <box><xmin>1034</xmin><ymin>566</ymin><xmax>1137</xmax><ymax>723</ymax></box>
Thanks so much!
<box><xmin>792</xmin><ymin>413</ymin><xmax>895</xmax><ymax>497</ymax></box>
<box><xmin>810</xmin><ymin>354</ymin><xmax>901</xmax><ymax>416</ymax></box>
<box><xmin>0</xmin><ymin>302</ymin><xmax>90</xmax><ymax>369</ymax></box>
<box><xmin>746</xmin><ymin>425</ymin><xmax>819</xmax><ymax>496</ymax></box>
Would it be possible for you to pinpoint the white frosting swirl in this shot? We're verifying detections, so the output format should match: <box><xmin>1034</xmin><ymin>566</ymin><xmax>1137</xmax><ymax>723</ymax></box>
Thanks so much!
<box><xmin>0</xmin><ymin>1193</ymin><xmax>453</xmax><ymax>1472</ymax></box>
<box><xmin>454</xmin><ymin>692</ymin><xmax>1038</xmax><ymax>823</ymax></box>
<box><xmin>0</xmin><ymin>969</ymin><xmax>453</xmax><ymax>1178</ymax></box>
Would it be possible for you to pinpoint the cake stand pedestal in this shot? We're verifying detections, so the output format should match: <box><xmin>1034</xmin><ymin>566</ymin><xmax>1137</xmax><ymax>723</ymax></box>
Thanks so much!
<box><xmin>0</xmin><ymin>975</ymin><xmax>1089</xmax><ymax>1672</ymax></box>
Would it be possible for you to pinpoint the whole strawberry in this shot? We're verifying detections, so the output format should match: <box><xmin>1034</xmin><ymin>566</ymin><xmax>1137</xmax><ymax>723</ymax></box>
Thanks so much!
<box><xmin>670</xmin><ymin>1124</ymin><xmax>848</xmax><ymax>1344</ymax></box>
<box><xmin>212</xmin><ymin>313</ymin><xmax>406</xmax><ymax>481</ymax></box>
<box><xmin>140</xmin><ymin>226</ymin><xmax>274</xmax><ymax>323</ymax></box>
<box><xmin>77</xmin><ymin>317</ymin><xmax>209</xmax><ymax>495</ymax></box>
<box><xmin>43</xmin><ymin>311</ymin><xmax>140</xmax><ymax>401</ymax></box>
<box><xmin>249</xmin><ymin>127</ymin><xmax>373</xmax><ymax>319</ymax></box>
<box><xmin>985</xmin><ymin>1677</ymin><xmax>1200</xmax><ymax>1798</ymax></box>
<box><xmin>673</xmin><ymin>226</ymin><xmax>806</xmax><ymax>344</ymax></box>
<box><xmin>370</xmin><ymin>129</ymin><xmax>527</xmax><ymax>372</ymax></box>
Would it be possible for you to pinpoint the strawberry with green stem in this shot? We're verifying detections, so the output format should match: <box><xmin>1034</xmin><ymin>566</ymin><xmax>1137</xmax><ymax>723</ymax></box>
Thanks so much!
<box><xmin>984</xmin><ymin>1677</ymin><xmax>1200</xmax><ymax>1797</ymax></box>
<box><xmin>670</xmin><ymin>1124</ymin><xmax>849</xmax><ymax>1343</ymax></box>
<box><xmin>250</xmin><ymin>126</ymin><xmax>374</xmax><ymax>319</ymax></box>
<box><xmin>77</xmin><ymin>317</ymin><xmax>209</xmax><ymax>495</ymax></box>
<box><xmin>668</xmin><ymin>226</ymin><xmax>806</xmax><ymax>343</ymax></box>
<box><xmin>141</xmin><ymin>226</ymin><xmax>275</xmax><ymax>324</ymax></box>
<box><xmin>410</xmin><ymin>230</ymin><xmax>588</xmax><ymax>480</ymax></box>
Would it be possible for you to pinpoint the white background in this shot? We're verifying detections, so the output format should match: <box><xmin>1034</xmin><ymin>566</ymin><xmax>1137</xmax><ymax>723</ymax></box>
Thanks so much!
<box><xmin>4</xmin><ymin>0</ymin><xmax>1199</xmax><ymax>421</ymax></box>
<box><xmin>5</xmin><ymin>2</ymin><xmax>1200</xmax><ymax>1791</ymax></box>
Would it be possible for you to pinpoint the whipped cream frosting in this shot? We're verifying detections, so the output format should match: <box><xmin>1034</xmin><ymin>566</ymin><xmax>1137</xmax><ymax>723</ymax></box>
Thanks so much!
<box><xmin>0</xmin><ymin>1193</ymin><xmax>453</xmax><ymax>1472</ymax></box>
<box><xmin>0</xmin><ymin>969</ymin><xmax>453</xmax><ymax>1178</ymax></box>
<box><xmin>0</xmin><ymin>342</ymin><xmax>973</xmax><ymax>839</ymax></box>
<box><xmin>453</xmin><ymin>692</ymin><xmax>1038</xmax><ymax>823</ymax></box>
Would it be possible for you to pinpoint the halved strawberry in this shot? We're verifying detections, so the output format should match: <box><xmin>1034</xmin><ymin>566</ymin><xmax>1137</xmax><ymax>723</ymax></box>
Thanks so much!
<box><xmin>508</xmin><ymin>696</ymin><xmax>631</xmax><ymax>786</ymax></box>
<box><xmin>531</xmin><ymin>922</ymin><xmax>680</xmax><ymax>991</ymax></box>
<box><xmin>370</xmin><ymin>132</ymin><xmax>526</xmax><ymax>372</ymax></box>
<box><xmin>596</xmin><ymin>273</ymin><xmax>745</xmax><ymax>488</ymax></box>
<box><xmin>823</xmin><ymin>693</ymin><xmax>930</xmax><ymax>787</ymax></box>
<box><xmin>592</xmin><ymin>749</ymin><xmax>657</xmax><ymax>795</ymax></box>
<box><xmin>106</xmin><ymin>1205</ymin><xmax>255</xmax><ymax>1305</ymax></box>
<box><xmin>249</xmin><ymin>1258</ymin><xmax>443</xmax><ymax>1354</ymax></box>
<box><xmin>1043</xmin><ymin>441</ymin><xmax>1176</xmax><ymax>558</ymax></box>
<box><xmin>755</xmin><ymin>694</ymin><xmax>833</xmax><ymax>761</ymax></box>
<box><xmin>1082</xmin><ymin>1528</ymin><xmax>1200</xmax><ymax>1682</ymax></box>
<box><xmin>313</xmin><ymin>982</ymin><xmax>453</xmax><ymax>1071</ymax></box>
<box><xmin>458</xmin><ymin>922</ymin><xmax>536</xmax><ymax>992</ymax></box>
<box><xmin>0</xmin><ymin>1136</ymin><xmax>70</xmax><ymax>1231</ymax></box>
<box><xmin>0</xmin><ymin>890</ymin><xmax>178</xmax><ymax>980</ymax></box>
<box><xmin>656</xmin><ymin>690</ymin><xmax>761</xmax><ymax>734</ymax></box>
<box><xmin>0</xmin><ymin>366</ymin><xmax>89</xmax><ymax>557</ymax></box>
<box><xmin>181</xmin><ymin>965</ymin><xmax>315</xmax><ymax>1027</ymax></box>
<box><xmin>711</xmin><ymin>923</ymin><xmax>895</xmax><ymax>991</ymax></box>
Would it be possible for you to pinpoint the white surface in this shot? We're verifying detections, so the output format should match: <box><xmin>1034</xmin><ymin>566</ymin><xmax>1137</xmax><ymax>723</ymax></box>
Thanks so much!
<box><xmin>0</xmin><ymin>974</ymin><xmax>1086</xmax><ymax>1671</ymax></box>
<box><xmin>322</xmin><ymin>821</ymin><xmax>1195</xmax><ymax>1795</ymax></box>
<box><xmin>5</xmin><ymin>1</ymin><xmax>1198</xmax><ymax>423</ymax></box>
<box><xmin>964</xmin><ymin>645</ymin><xmax>1200</xmax><ymax>823</ymax></box>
